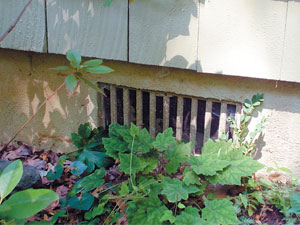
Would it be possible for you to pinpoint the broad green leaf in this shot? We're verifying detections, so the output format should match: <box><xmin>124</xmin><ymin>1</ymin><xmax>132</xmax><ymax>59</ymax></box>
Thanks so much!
<box><xmin>183</xmin><ymin>168</ymin><xmax>200</xmax><ymax>185</ymax></box>
<box><xmin>70</xmin><ymin>161</ymin><xmax>87</xmax><ymax>176</ymax></box>
<box><xmin>202</xmin><ymin>198</ymin><xmax>241</xmax><ymax>224</ymax></box>
<box><xmin>46</xmin><ymin>165</ymin><xmax>63</xmax><ymax>180</ymax></box>
<box><xmin>0</xmin><ymin>189</ymin><xmax>58</xmax><ymax>219</ymax></box>
<box><xmin>208</xmin><ymin>157</ymin><xmax>264</xmax><ymax>185</ymax></box>
<box><xmin>49</xmin><ymin>66</ymin><xmax>71</xmax><ymax>70</ymax></box>
<box><xmin>64</xmin><ymin>74</ymin><xmax>77</xmax><ymax>91</ymax></box>
<box><xmin>175</xmin><ymin>206</ymin><xmax>203</xmax><ymax>225</ymax></box>
<box><xmin>287</xmin><ymin>193</ymin><xmax>300</xmax><ymax>214</ymax></box>
<box><xmin>202</xmin><ymin>139</ymin><xmax>233</xmax><ymax>157</ymax></box>
<box><xmin>78</xmin><ymin>123</ymin><xmax>92</xmax><ymax>139</ymax></box>
<box><xmin>160</xmin><ymin>210</ymin><xmax>176</xmax><ymax>223</ymax></box>
<box><xmin>84</xmin><ymin>65</ymin><xmax>114</xmax><ymax>74</ymax></box>
<box><xmin>82</xmin><ymin>59</ymin><xmax>103</xmax><ymax>67</ymax></box>
<box><xmin>76</xmin><ymin>75</ymin><xmax>106</xmax><ymax>96</ymax></box>
<box><xmin>68</xmin><ymin>193</ymin><xmax>94</xmax><ymax>210</ymax></box>
<box><xmin>0</xmin><ymin>160</ymin><xmax>23</xmax><ymax>203</ymax></box>
<box><xmin>127</xmin><ymin>196</ymin><xmax>173</xmax><ymax>225</ymax></box>
<box><xmin>130</xmin><ymin>123</ymin><xmax>140</xmax><ymax>136</ymax></box>
<box><xmin>119</xmin><ymin>182</ymin><xmax>129</xmax><ymax>195</ymax></box>
<box><xmin>139</xmin><ymin>149</ymin><xmax>159</xmax><ymax>174</ymax></box>
<box><xmin>153</xmin><ymin>128</ymin><xmax>176</xmax><ymax>151</ymax></box>
<box><xmin>119</xmin><ymin>153</ymin><xmax>145</xmax><ymax>176</ymax></box>
<box><xmin>189</xmin><ymin>154</ymin><xmax>230</xmax><ymax>176</ymax></box>
<box><xmin>178</xmin><ymin>203</ymin><xmax>186</xmax><ymax>209</ymax></box>
<box><xmin>239</xmin><ymin>193</ymin><xmax>248</xmax><ymax>209</ymax></box>
<box><xmin>103</xmin><ymin>137</ymin><xmax>129</xmax><ymax>159</ymax></box>
<box><xmin>125</xmin><ymin>128</ymin><xmax>154</xmax><ymax>154</ymax></box>
<box><xmin>165</xmin><ymin>142</ymin><xmax>192</xmax><ymax>174</ymax></box>
<box><xmin>79</xmin><ymin>168</ymin><xmax>105</xmax><ymax>193</ymax></box>
<box><xmin>77</xmin><ymin>150</ymin><xmax>113</xmax><ymax>173</ymax></box>
<box><xmin>161</xmin><ymin>177</ymin><xmax>199</xmax><ymax>203</ymax></box>
<box><xmin>66</xmin><ymin>49</ymin><xmax>81</xmax><ymax>68</ymax></box>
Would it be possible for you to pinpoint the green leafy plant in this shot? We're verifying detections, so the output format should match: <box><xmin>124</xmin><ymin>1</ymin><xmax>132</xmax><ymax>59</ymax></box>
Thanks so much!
<box><xmin>69</xmin><ymin>123</ymin><xmax>114</xmax><ymax>172</ymax></box>
<box><xmin>0</xmin><ymin>160</ymin><xmax>58</xmax><ymax>224</ymax></box>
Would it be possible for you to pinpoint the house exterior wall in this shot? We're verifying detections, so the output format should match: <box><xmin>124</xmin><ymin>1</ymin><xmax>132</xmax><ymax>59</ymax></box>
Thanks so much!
<box><xmin>1</xmin><ymin>0</ymin><xmax>300</xmax><ymax>82</ymax></box>
<box><xmin>0</xmin><ymin>49</ymin><xmax>300</xmax><ymax>174</ymax></box>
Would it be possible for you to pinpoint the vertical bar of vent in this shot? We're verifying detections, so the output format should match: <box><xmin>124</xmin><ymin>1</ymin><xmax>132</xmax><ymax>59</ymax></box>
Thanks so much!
<box><xmin>123</xmin><ymin>88</ymin><xmax>130</xmax><ymax>126</ymax></box>
<box><xmin>163</xmin><ymin>96</ymin><xmax>170</xmax><ymax>131</ymax></box>
<box><xmin>195</xmin><ymin>100</ymin><xmax>206</xmax><ymax>154</ymax></box>
<box><xmin>190</xmin><ymin>98</ymin><xmax>198</xmax><ymax>154</ymax></box>
<box><xmin>176</xmin><ymin>96</ymin><xmax>183</xmax><ymax>140</ymax></box>
<box><xmin>142</xmin><ymin>91</ymin><xmax>150</xmax><ymax>130</ymax></box>
<box><xmin>98</xmin><ymin>93</ymin><xmax>105</xmax><ymax>127</ymax></box>
<box><xmin>110</xmin><ymin>85</ymin><xmax>117</xmax><ymax>123</ymax></box>
<box><xmin>103</xmin><ymin>87</ymin><xmax>111</xmax><ymax>127</ymax></box>
<box><xmin>218</xmin><ymin>102</ymin><xmax>227</xmax><ymax>137</ymax></box>
<box><xmin>156</xmin><ymin>96</ymin><xmax>163</xmax><ymax>135</ymax></box>
<box><xmin>149</xmin><ymin>92</ymin><xmax>156</xmax><ymax>137</ymax></box>
<box><xmin>169</xmin><ymin>96</ymin><xmax>177</xmax><ymax>135</ymax></box>
<box><xmin>235</xmin><ymin>104</ymin><xmax>242</xmax><ymax>129</ymax></box>
<box><xmin>203</xmin><ymin>100</ymin><xmax>212</xmax><ymax>143</ymax></box>
<box><xmin>136</xmin><ymin>90</ymin><xmax>143</xmax><ymax>127</ymax></box>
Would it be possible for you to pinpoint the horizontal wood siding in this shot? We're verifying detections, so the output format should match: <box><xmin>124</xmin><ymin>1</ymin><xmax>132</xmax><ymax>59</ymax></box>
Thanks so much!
<box><xmin>129</xmin><ymin>0</ymin><xmax>199</xmax><ymax>70</ymax></box>
<box><xmin>0</xmin><ymin>0</ymin><xmax>46</xmax><ymax>52</ymax></box>
<box><xmin>1</xmin><ymin>0</ymin><xmax>300</xmax><ymax>83</ymax></box>
<box><xmin>281</xmin><ymin>1</ymin><xmax>300</xmax><ymax>83</ymax></box>
<box><xmin>197</xmin><ymin>0</ymin><xmax>287</xmax><ymax>80</ymax></box>
<box><xmin>46</xmin><ymin>0</ymin><xmax>128</xmax><ymax>60</ymax></box>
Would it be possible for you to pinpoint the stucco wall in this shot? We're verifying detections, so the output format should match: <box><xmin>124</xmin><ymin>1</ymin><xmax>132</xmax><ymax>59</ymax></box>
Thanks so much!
<box><xmin>1</xmin><ymin>49</ymin><xmax>300</xmax><ymax>174</ymax></box>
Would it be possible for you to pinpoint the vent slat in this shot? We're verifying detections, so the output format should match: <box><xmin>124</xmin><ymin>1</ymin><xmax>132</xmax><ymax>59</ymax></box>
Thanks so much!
<box><xmin>136</xmin><ymin>90</ymin><xmax>143</xmax><ymax>127</ymax></box>
<box><xmin>218</xmin><ymin>102</ymin><xmax>227</xmax><ymax>137</ymax></box>
<box><xmin>163</xmin><ymin>96</ymin><xmax>170</xmax><ymax>131</ymax></box>
<box><xmin>203</xmin><ymin>100</ymin><xmax>212</xmax><ymax>143</ymax></box>
<box><xmin>176</xmin><ymin>97</ymin><xmax>184</xmax><ymax>140</ymax></box>
<box><xmin>98</xmin><ymin>94</ymin><xmax>105</xmax><ymax>127</ymax></box>
<box><xmin>149</xmin><ymin>92</ymin><xmax>156</xmax><ymax>137</ymax></box>
<box><xmin>123</xmin><ymin>88</ymin><xmax>130</xmax><ymax>126</ymax></box>
<box><xmin>190</xmin><ymin>98</ymin><xmax>198</xmax><ymax>153</ymax></box>
<box><xmin>235</xmin><ymin>104</ymin><xmax>242</xmax><ymax>129</ymax></box>
<box><xmin>110</xmin><ymin>85</ymin><xmax>117</xmax><ymax>123</ymax></box>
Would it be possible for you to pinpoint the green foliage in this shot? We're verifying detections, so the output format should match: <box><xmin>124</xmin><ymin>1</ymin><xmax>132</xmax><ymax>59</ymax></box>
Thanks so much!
<box><xmin>0</xmin><ymin>160</ymin><xmax>58</xmax><ymax>222</ymax></box>
<box><xmin>71</xmin><ymin>123</ymin><xmax>113</xmax><ymax>172</ymax></box>
<box><xmin>39</xmin><ymin>94</ymin><xmax>268</xmax><ymax>224</ymax></box>
<box><xmin>0</xmin><ymin>160</ymin><xmax>23</xmax><ymax>203</ymax></box>
<box><xmin>161</xmin><ymin>177</ymin><xmax>199</xmax><ymax>202</ymax></box>
<box><xmin>202</xmin><ymin>198</ymin><xmax>241</xmax><ymax>224</ymax></box>
<box><xmin>52</xmin><ymin>49</ymin><xmax>114</xmax><ymax>94</ymax></box>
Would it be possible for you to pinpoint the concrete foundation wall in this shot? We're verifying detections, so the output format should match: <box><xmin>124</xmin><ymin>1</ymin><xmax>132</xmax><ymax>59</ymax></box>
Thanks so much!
<box><xmin>1</xmin><ymin>49</ymin><xmax>300</xmax><ymax>174</ymax></box>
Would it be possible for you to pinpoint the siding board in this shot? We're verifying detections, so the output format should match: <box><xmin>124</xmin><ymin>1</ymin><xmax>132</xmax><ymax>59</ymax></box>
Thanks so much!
<box><xmin>129</xmin><ymin>0</ymin><xmax>199</xmax><ymax>70</ymax></box>
<box><xmin>281</xmin><ymin>1</ymin><xmax>300</xmax><ymax>83</ymax></box>
<box><xmin>47</xmin><ymin>0</ymin><xmax>127</xmax><ymax>60</ymax></box>
<box><xmin>197</xmin><ymin>0</ymin><xmax>287</xmax><ymax>80</ymax></box>
<box><xmin>0</xmin><ymin>0</ymin><xmax>46</xmax><ymax>52</ymax></box>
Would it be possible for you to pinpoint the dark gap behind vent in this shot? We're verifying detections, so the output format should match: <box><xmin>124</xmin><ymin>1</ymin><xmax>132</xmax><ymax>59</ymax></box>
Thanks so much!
<box><xmin>103</xmin><ymin>87</ymin><xmax>111</xmax><ymax>127</ymax></box>
<box><xmin>210</xmin><ymin>102</ymin><xmax>221</xmax><ymax>140</ymax></box>
<box><xmin>129</xmin><ymin>90</ymin><xmax>136</xmax><ymax>125</ymax></box>
<box><xmin>116</xmin><ymin>88</ymin><xmax>123</xmax><ymax>125</ymax></box>
<box><xmin>226</xmin><ymin>104</ymin><xmax>236</xmax><ymax>139</ymax></box>
<box><xmin>182</xmin><ymin>98</ymin><xmax>192</xmax><ymax>142</ymax></box>
<box><xmin>156</xmin><ymin>96</ymin><xmax>163</xmax><ymax>135</ymax></box>
<box><xmin>142</xmin><ymin>91</ymin><xmax>150</xmax><ymax>131</ymax></box>
<box><xmin>195</xmin><ymin>100</ymin><xmax>206</xmax><ymax>154</ymax></box>
<box><xmin>169</xmin><ymin>96</ymin><xmax>177</xmax><ymax>136</ymax></box>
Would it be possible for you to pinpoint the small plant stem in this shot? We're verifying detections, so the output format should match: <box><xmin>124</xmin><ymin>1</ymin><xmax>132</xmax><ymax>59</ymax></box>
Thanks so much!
<box><xmin>174</xmin><ymin>194</ymin><xmax>179</xmax><ymax>216</ymax></box>
<box><xmin>5</xmin><ymin>82</ymin><xmax>65</xmax><ymax>148</ymax></box>
<box><xmin>129</xmin><ymin>135</ymin><xmax>135</xmax><ymax>188</ymax></box>
<box><xmin>0</xmin><ymin>0</ymin><xmax>33</xmax><ymax>42</ymax></box>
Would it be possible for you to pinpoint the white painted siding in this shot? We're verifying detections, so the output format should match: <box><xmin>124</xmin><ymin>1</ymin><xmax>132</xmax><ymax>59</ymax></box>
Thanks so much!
<box><xmin>47</xmin><ymin>0</ymin><xmax>128</xmax><ymax>60</ymax></box>
<box><xmin>0</xmin><ymin>0</ymin><xmax>46</xmax><ymax>52</ymax></box>
<box><xmin>1</xmin><ymin>0</ymin><xmax>300</xmax><ymax>83</ymax></box>
<box><xmin>129</xmin><ymin>0</ymin><xmax>199</xmax><ymax>70</ymax></box>
<box><xmin>281</xmin><ymin>1</ymin><xmax>300</xmax><ymax>83</ymax></box>
<box><xmin>197</xmin><ymin>0</ymin><xmax>287</xmax><ymax>80</ymax></box>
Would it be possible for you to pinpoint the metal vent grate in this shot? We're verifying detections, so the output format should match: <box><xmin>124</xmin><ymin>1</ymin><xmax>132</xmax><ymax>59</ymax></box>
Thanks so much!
<box><xmin>98</xmin><ymin>83</ymin><xmax>241</xmax><ymax>154</ymax></box>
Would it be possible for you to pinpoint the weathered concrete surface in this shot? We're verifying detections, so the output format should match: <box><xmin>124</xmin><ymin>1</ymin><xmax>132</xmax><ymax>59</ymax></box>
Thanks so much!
<box><xmin>0</xmin><ymin>49</ymin><xmax>300</xmax><ymax>175</ymax></box>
